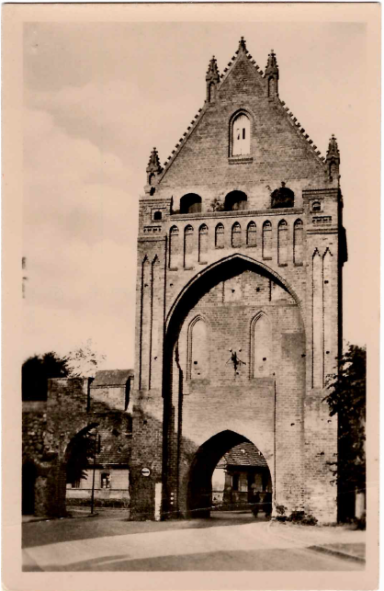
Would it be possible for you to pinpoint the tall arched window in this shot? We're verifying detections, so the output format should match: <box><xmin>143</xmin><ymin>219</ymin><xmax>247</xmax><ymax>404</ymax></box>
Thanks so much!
<box><xmin>224</xmin><ymin>190</ymin><xmax>247</xmax><ymax>211</ymax></box>
<box><xmin>215</xmin><ymin>223</ymin><xmax>225</xmax><ymax>249</ymax></box>
<box><xmin>189</xmin><ymin>317</ymin><xmax>209</xmax><ymax>379</ymax></box>
<box><xmin>232</xmin><ymin>113</ymin><xmax>251</xmax><ymax>156</ymax></box>
<box><xmin>184</xmin><ymin>225</ymin><xmax>194</xmax><ymax>268</ymax></box>
<box><xmin>169</xmin><ymin>226</ymin><xmax>180</xmax><ymax>269</ymax></box>
<box><xmin>198</xmin><ymin>224</ymin><xmax>208</xmax><ymax>263</ymax></box>
<box><xmin>262</xmin><ymin>221</ymin><xmax>272</xmax><ymax>259</ymax></box>
<box><xmin>293</xmin><ymin>219</ymin><xmax>304</xmax><ymax>265</ymax></box>
<box><xmin>231</xmin><ymin>222</ymin><xmax>242</xmax><ymax>248</ymax></box>
<box><xmin>278</xmin><ymin>220</ymin><xmax>288</xmax><ymax>265</ymax></box>
<box><xmin>252</xmin><ymin>314</ymin><xmax>272</xmax><ymax>377</ymax></box>
<box><xmin>247</xmin><ymin>221</ymin><xmax>257</xmax><ymax>247</ymax></box>
<box><xmin>180</xmin><ymin>193</ymin><xmax>202</xmax><ymax>214</ymax></box>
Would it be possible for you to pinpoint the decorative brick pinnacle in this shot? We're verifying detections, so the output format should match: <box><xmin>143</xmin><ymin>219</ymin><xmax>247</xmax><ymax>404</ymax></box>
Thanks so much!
<box><xmin>206</xmin><ymin>56</ymin><xmax>220</xmax><ymax>82</ymax></box>
<box><xmin>146</xmin><ymin>147</ymin><xmax>162</xmax><ymax>174</ymax></box>
<box><xmin>326</xmin><ymin>134</ymin><xmax>340</xmax><ymax>161</ymax></box>
<box><xmin>265</xmin><ymin>49</ymin><xmax>279</xmax><ymax>78</ymax></box>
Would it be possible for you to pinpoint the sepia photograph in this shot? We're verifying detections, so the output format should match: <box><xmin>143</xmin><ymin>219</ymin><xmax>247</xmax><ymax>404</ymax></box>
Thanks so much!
<box><xmin>2</xmin><ymin>3</ymin><xmax>380</xmax><ymax>590</ymax></box>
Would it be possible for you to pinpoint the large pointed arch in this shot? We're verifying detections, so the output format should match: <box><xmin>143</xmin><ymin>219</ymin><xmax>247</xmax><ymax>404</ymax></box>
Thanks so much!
<box><xmin>166</xmin><ymin>253</ymin><xmax>302</xmax><ymax>332</ymax></box>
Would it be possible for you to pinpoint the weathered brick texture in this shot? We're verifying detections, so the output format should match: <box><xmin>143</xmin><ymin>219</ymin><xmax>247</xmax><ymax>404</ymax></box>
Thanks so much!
<box><xmin>22</xmin><ymin>40</ymin><xmax>345</xmax><ymax>524</ymax></box>
<box><xmin>131</xmin><ymin>39</ymin><xmax>345</xmax><ymax>523</ymax></box>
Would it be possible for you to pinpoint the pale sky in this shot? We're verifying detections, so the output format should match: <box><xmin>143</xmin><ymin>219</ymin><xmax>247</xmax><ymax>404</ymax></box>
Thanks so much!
<box><xmin>22</xmin><ymin>20</ymin><xmax>371</xmax><ymax>369</ymax></box>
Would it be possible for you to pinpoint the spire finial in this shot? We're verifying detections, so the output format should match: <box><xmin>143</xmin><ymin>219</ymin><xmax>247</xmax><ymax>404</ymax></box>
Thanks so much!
<box><xmin>206</xmin><ymin>55</ymin><xmax>220</xmax><ymax>102</ymax></box>
<box><xmin>326</xmin><ymin>135</ymin><xmax>340</xmax><ymax>160</ymax></box>
<box><xmin>206</xmin><ymin>55</ymin><xmax>220</xmax><ymax>81</ymax></box>
<box><xmin>265</xmin><ymin>49</ymin><xmax>279</xmax><ymax>98</ymax></box>
<box><xmin>265</xmin><ymin>49</ymin><xmax>279</xmax><ymax>76</ymax></box>
<box><xmin>239</xmin><ymin>36</ymin><xmax>247</xmax><ymax>52</ymax></box>
<box><xmin>146</xmin><ymin>147</ymin><xmax>162</xmax><ymax>174</ymax></box>
<box><xmin>325</xmin><ymin>134</ymin><xmax>340</xmax><ymax>182</ymax></box>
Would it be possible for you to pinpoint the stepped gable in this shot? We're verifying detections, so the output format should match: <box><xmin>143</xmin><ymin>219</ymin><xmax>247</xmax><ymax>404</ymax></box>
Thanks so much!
<box><xmin>157</xmin><ymin>37</ymin><xmax>326</xmax><ymax>197</ymax></box>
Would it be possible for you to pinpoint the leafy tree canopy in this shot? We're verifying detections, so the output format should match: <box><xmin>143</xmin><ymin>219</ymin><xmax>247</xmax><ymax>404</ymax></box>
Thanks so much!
<box><xmin>22</xmin><ymin>339</ymin><xmax>106</xmax><ymax>401</ymax></box>
<box><xmin>22</xmin><ymin>352</ymin><xmax>70</xmax><ymax>401</ymax></box>
<box><xmin>324</xmin><ymin>344</ymin><xmax>366</xmax><ymax>493</ymax></box>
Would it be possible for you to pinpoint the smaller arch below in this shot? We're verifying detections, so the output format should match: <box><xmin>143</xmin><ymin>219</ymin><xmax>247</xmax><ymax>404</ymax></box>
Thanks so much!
<box><xmin>225</xmin><ymin>190</ymin><xmax>248</xmax><ymax>212</ymax></box>
<box><xmin>180</xmin><ymin>193</ymin><xmax>202</xmax><ymax>214</ymax></box>
<box><xmin>271</xmin><ymin>183</ymin><xmax>295</xmax><ymax>209</ymax></box>
<box><xmin>311</xmin><ymin>200</ymin><xmax>322</xmax><ymax>213</ymax></box>
<box><xmin>187</xmin><ymin>430</ymin><xmax>272</xmax><ymax>518</ymax></box>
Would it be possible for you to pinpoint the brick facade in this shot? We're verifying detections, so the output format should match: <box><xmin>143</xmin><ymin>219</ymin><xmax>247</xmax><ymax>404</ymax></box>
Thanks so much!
<box><xmin>22</xmin><ymin>39</ymin><xmax>346</xmax><ymax>524</ymax></box>
<box><xmin>130</xmin><ymin>39</ymin><xmax>346</xmax><ymax>523</ymax></box>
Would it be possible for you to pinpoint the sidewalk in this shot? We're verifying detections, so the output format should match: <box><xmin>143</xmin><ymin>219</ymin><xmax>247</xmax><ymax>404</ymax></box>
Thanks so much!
<box><xmin>269</xmin><ymin>521</ymin><xmax>366</xmax><ymax>563</ymax></box>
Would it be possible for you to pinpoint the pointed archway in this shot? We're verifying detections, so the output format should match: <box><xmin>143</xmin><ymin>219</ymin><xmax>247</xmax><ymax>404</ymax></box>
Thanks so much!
<box><xmin>187</xmin><ymin>430</ymin><xmax>272</xmax><ymax>518</ymax></box>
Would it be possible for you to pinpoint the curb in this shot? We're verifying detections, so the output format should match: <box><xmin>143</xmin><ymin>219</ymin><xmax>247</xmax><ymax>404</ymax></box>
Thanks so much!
<box><xmin>308</xmin><ymin>545</ymin><xmax>365</xmax><ymax>564</ymax></box>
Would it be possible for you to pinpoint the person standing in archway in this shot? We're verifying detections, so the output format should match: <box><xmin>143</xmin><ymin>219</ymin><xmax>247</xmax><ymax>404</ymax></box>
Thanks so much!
<box><xmin>252</xmin><ymin>491</ymin><xmax>261</xmax><ymax>518</ymax></box>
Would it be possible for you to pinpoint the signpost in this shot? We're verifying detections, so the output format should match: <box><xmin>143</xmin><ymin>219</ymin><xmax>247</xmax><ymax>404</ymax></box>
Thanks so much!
<box><xmin>141</xmin><ymin>468</ymin><xmax>151</xmax><ymax>477</ymax></box>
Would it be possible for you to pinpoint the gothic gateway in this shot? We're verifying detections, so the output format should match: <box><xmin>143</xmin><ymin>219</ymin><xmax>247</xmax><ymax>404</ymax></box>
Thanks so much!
<box><xmin>129</xmin><ymin>38</ymin><xmax>346</xmax><ymax>523</ymax></box>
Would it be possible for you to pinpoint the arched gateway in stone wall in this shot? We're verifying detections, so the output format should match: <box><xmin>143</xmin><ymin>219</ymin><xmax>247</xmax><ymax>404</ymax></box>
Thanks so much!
<box><xmin>129</xmin><ymin>38</ymin><xmax>347</xmax><ymax>524</ymax></box>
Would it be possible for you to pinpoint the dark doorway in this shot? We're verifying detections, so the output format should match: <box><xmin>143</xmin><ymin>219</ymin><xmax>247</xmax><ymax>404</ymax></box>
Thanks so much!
<box><xmin>187</xmin><ymin>430</ymin><xmax>272</xmax><ymax>518</ymax></box>
<box><xmin>224</xmin><ymin>191</ymin><xmax>248</xmax><ymax>211</ymax></box>
<box><xmin>22</xmin><ymin>461</ymin><xmax>36</xmax><ymax>515</ymax></box>
<box><xmin>180</xmin><ymin>193</ymin><xmax>202</xmax><ymax>214</ymax></box>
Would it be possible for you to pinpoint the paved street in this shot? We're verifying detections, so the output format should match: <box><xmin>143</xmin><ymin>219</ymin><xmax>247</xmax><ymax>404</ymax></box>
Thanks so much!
<box><xmin>22</xmin><ymin>510</ymin><xmax>365</xmax><ymax>572</ymax></box>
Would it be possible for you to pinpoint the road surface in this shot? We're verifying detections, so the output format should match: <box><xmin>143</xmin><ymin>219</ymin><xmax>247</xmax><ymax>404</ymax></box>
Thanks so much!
<box><xmin>22</xmin><ymin>511</ymin><xmax>364</xmax><ymax>572</ymax></box>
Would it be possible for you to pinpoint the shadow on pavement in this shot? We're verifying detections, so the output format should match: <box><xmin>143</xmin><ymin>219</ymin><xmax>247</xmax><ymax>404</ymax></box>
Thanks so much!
<box><xmin>23</xmin><ymin>511</ymin><xmax>267</xmax><ymax>549</ymax></box>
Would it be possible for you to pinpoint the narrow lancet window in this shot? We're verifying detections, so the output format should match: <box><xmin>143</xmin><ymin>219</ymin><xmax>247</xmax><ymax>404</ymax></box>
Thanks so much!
<box><xmin>278</xmin><ymin>220</ymin><xmax>288</xmax><ymax>265</ymax></box>
<box><xmin>215</xmin><ymin>223</ymin><xmax>225</xmax><ymax>249</ymax></box>
<box><xmin>198</xmin><ymin>224</ymin><xmax>208</xmax><ymax>263</ymax></box>
<box><xmin>262</xmin><ymin>221</ymin><xmax>272</xmax><ymax>259</ymax></box>
<box><xmin>231</xmin><ymin>222</ymin><xmax>242</xmax><ymax>248</ymax></box>
<box><xmin>247</xmin><ymin>222</ymin><xmax>257</xmax><ymax>247</ymax></box>
<box><xmin>169</xmin><ymin>226</ymin><xmax>180</xmax><ymax>269</ymax></box>
<box><xmin>184</xmin><ymin>225</ymin><xmax>194</xmax><ymax>268</ymax></box>
<box><xmin>294</xmin><ymin>220</ymin><xmax>304</xmax><ymax>265</ymax></box>
<box><xmin>252</xmin><ymin>314</ymin><xmax>272</xmax><ymax>377</ymax></box>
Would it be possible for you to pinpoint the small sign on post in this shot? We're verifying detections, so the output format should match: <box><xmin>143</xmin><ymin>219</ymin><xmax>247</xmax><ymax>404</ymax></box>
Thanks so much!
<box><xmin>141</xmin><ymin>467</ymin><xmax>151</xmax><ymax>477</ymax></box>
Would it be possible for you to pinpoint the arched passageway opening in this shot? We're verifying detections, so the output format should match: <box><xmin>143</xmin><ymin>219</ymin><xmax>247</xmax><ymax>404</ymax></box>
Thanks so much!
<box><xmin>187</xmin><ymin>430</ymin><xmax>272</xmax><ymax>519</ymax></box>
<box><xmin>224</xmin><ymin>190</ymin><xmax>248</xmax><ymax>211</ymax></box>
<box><xmin>22</xmin><ymin>461</ymin><xmax>37</xmax><ymax>515</ymax></box>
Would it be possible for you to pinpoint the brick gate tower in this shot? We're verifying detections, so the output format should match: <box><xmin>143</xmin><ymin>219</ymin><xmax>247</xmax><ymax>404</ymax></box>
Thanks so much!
<box><xmin>129</xmin><ymin>38</ymin><xmax>346</xmax><ymax>523</ymax></box>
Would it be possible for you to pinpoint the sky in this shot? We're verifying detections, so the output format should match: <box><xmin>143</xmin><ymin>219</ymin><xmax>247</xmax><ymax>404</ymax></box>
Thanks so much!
<box><xmin>22</xmin><ymin>19</ymin><xmax>372</xmax><ymax>370</ymax></box>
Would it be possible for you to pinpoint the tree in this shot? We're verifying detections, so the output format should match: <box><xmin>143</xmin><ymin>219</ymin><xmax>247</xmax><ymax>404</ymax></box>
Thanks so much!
<box><xmin>66</xmin><ymin>339</ymin><xmax>106</xmax><ymax>378</ymax></box>
<box><xmin>22</xmin><ymin>352</ymin><xmax>70</xmax><ymax>400</ymax></box>
<box><xmin>324</xmin><ymin>344</ymin><xmax>366</xmax><ymax>522</ymax></box>
<box><xmin>22</xmin><ymin>340</ymin><xmax>106</xmax><ymax>400</ymax></box>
